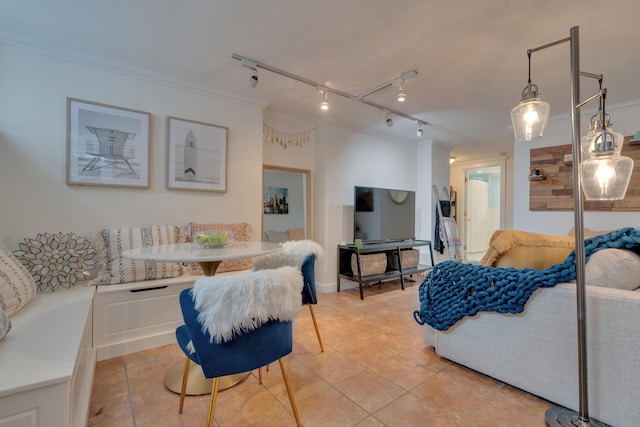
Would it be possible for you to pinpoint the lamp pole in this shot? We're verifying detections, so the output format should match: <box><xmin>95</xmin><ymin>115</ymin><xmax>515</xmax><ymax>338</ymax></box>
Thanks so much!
<box><xmin>539</xmin><ymin>26</ymin><xmax>608</xmax><ymax>427</ymax></box>
<box><xmin>515</xmin><ymin>26</ymin><xmax>609</xmax><ymax>427</ymax></box>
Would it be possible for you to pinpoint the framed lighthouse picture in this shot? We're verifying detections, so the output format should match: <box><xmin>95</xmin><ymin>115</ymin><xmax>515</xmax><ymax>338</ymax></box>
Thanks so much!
<box><xmin>67</xmin><ymin>98</ymin><xmax>150</xmax><ymax>188</ymax></box>
<box><xmin>166</xmin><ymin>117</ymin><xmax>228</xmax><ymax>192</ymax></box>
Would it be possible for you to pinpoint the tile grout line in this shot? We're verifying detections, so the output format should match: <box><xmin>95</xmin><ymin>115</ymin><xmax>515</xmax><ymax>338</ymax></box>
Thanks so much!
<box><xmin>123</xmin><ymin>358</ymin><xmax>137</xmax><ymax>427</ymax></box>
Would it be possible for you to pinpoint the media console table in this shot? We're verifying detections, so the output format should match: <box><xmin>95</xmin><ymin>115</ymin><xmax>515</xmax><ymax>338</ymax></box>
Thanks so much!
<box><xmin>337</xmin><ymin>240</ymin><xmax>434</xmax><ymax>300</ymax></box>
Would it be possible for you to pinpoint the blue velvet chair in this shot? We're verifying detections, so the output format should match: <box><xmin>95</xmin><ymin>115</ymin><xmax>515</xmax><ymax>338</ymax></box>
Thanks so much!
<box><xmin>176</xmin><ymin>288</ymin><xmax>301</xmax><ymax>427</ymax></box>
<box><xmin>301</xmin><ymin>253</ymin><xmax>324</xmax><ymax>352</ymax></box>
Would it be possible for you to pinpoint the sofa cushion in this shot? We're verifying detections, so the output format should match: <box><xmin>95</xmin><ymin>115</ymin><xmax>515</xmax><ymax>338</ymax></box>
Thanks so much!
<box><xmin>12</xmin><ymin>232</ymin><xmax>104</xmax><ymax>292</ymax></box>
<box><xmin>480</xmin><ymin>229</ymin><xmax>575</xmax><ymax>270</ymax></box>
<box><xmin>100</xmin><ymin>225</ymin><xmax>188</xmax><ymax>284</ymax></box>
<box><xmin>0</xmin><ymin>242</ymin><xmax>37</xmax><ymax>316</ymax></box>
<box><xmin>188</xmin><ymin>222</ymin><xmax>251</xmax><ymax>274</ymax></box>
<box><xmin>586</xmin><ymin>248</ymin><xmax>640</xmax><ymax>291</ymax></box>
<box><xmin>0</xmin><ymin>308</ymin><xmax>10</xmax><ymax>341</ymax></box>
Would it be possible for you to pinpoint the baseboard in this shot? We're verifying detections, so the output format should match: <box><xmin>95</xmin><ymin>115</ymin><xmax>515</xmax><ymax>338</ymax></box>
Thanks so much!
<box><xmin>96</xmin><ymin>331</ymin><xmax>177</xmax><ymax>361</ymax></box>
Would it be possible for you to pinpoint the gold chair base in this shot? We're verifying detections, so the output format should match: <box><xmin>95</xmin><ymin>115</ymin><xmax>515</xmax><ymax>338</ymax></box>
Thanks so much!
<box><xmin>165</xmin><ymin>359</ymin><xmax>249</xmax><ymax>395</ymax></box>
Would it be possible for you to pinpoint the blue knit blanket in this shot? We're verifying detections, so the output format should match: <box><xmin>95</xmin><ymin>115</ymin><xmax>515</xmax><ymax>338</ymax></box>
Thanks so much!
<box><xmin>413</xmin><ymin>227</ymin><xmax>640</xmax><ymax>331</ymax></box>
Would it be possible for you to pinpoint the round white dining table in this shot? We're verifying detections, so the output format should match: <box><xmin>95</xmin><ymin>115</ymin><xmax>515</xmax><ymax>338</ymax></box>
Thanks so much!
<box><xmin>122</xmin><ymin>241</ymin><xmax>282</xmax><ymax>395</ymax></box>
<box><xmin>122</xmin><ymin>241</ymin><xmax>282</xmax><ymax>276</ymax></box>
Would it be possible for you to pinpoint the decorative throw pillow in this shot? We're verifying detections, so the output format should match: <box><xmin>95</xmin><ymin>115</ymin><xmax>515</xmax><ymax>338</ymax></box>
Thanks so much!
<box><xmin>585</xmin><ymin>248</ymin><xmax>640</xmax><ymax>291</ymax></box>
<box><xmin>12</xmin><ymin>232</ymin><xmax>103</xmax><ymax>292</ymax></box>
<box><xmin>188</xmin><ymin>223</ymin><xmax>252</xmax><ymax>274</ymax></box>
<box><xmin>0</xmin><ymin>308</ymin><xmax>11</xmax><ymax>341</ymax></box>
<box><xmin>286</xmin><ymin>228</ymin><xmax>305</xmax><ymax>241</ymax></box>
<box><xmin>0</xmin><ymin>242</ymin><xmax>37</xmax><ymax>316</ymax></box>
<box><xmin>100</xmin><ymin>225</ymin><xmax>188</xmax><ymax>284</ymax></box>
<box><xmin>479</xmin><ymin>229</ymin><xmax>575</xmax><ymax>270</ymax></box>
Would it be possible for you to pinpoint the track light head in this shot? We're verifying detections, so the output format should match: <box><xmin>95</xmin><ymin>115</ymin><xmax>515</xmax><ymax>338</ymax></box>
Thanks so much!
<box><xmin>317</xmin><ymin>86</ymin><xmax>329</xmax><ymax>111</ymax></box>
<box><xmin>397</xmin><ymin>85</ymin><xmax>406</xmax><ymax>102</ymax></box>
<box><xmin>249</xmin><ymin>69</ymin><xmax>258</xmax><ymax>88</ymax></box>
<box><xmin>386</xmin><ymin>111</ymin><xmax>393</xmax><ymax>127</ymax></box>
<box><xmin>416</xmin><ymin>122</ymin><xmax>423</xmax><ymax>137</ymax></box>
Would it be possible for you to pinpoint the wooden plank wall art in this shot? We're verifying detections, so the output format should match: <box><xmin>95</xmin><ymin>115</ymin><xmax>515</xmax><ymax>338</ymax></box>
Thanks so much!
<box><xmin>529</xmin><ymin>136</ymin><xmax>640</xmax><ymax>211</ymax></box>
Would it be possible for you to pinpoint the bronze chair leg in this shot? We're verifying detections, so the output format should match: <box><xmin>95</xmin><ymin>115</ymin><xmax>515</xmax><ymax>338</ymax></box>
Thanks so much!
<box><xmin>278</xmin><ymin>358</ymin><xmax>301</xmax><ymax>427</ymax></box>
<box><xmin>207</xmin><ymin>377</ymin><xmax>219</xmax><ymax>427</ymax></box>
<box><xmin>179</xmin><ymin>356</ymin><xmax>190</xmax><ymax>413</ymax></box>
<box><xmin>308</xmin><ymin>304</ymin><xmax>324</xmax><ymax>352</ymax></box>
<box><xmin>258</xmin><ymin>367</ymin><xmax>263</xmax><ymax>384</ymax></box>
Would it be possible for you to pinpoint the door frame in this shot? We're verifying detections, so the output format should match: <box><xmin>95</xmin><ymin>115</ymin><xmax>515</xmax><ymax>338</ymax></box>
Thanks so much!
<box><xmin>459</xmin><ymin>159</ymin><xmax>507</xmax><ymax>260</ymax></box>
<box><xmin>262</xmin><ymin>164</ymin><xmax>313</xmax><ymax>240</ymax></box>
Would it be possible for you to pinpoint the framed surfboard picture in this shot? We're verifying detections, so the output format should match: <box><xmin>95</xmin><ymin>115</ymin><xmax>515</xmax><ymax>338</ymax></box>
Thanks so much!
<box><xmin>166</xmin><ymin>117</ymin><xmax>228</xmax><ymax>192</ymax></box>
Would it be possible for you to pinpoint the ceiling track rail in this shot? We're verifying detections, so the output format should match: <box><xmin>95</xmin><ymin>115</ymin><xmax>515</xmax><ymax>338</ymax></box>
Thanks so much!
<box><xmin>230</xmin><ymin>53</ymin><xmax>428</xmax><ymax>127</ymax></box>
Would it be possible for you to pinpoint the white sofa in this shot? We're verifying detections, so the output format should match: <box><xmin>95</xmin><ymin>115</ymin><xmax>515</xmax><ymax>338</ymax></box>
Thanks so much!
<box><xmin>423</xmin><ymin>282</ymin><xmax>640</xmax><ymax>427</ymax></box>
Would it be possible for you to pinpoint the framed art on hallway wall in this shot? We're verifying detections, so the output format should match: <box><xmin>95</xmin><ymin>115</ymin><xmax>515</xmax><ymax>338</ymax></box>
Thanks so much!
<box><xmin>166</xmin><ymin>116</ymin><xmax>228</xmax><ymax>192</ymax></box>
<box><xmin>66</xmin><ymin>98</ymin><xmax>150</xmax><ymax>188</ymax></box>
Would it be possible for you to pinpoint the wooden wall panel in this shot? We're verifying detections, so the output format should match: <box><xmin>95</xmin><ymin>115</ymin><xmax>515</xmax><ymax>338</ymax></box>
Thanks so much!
<box><xmin>529</xmin><ymin>136</ymin><xmax>640</xmax><ymax>211</ymax></box>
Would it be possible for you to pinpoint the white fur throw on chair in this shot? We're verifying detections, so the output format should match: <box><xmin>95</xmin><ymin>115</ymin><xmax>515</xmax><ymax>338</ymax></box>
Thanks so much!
<box><xmin>252</xmin><ymin>239</ymin><xmax>324</xmax><ymax>270</ymax></box>
<box><xmin>191</xmin><ymin>266</ymin><xmax>303</xmax><ymax>343</ymax></box>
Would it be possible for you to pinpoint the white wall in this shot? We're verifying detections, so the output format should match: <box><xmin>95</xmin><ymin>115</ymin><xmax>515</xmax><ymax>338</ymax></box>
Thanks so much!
<box><xmin>312</xmin><ymin>122</ymin><xmax>420</xmax><ymax>288</ymax></box>
<box><xmin>513</xmin><ymin>101</ymin><xmax>640</xmax><ymax>234</ymax></box>
<box><xmin>418</xmin><ymin>141</ymin><xmax>450</xmax><ymax>264</ymax></box>
<box><xmin>0</xmin><ymin>43</ymin><xmax>264</xmax><ymax>248</ymax></box>
<box><xmin>0</xmin><ymin>43</ymin><xmax>446</xmax><ymax>294</ymax></box>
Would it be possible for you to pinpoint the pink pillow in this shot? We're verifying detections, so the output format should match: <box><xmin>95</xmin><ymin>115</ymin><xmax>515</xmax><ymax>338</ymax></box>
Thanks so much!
<box><xmin>188</xmin><ymin>223</ymin><xmax>252</xmax><ymax>274</ymax></box>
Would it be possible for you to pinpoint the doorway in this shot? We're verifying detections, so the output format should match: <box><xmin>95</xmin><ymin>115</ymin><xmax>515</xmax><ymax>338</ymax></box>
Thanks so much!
<box><xmin>262</xmin><ymin>165</ymin><xmax>312</xmax><ymax>242</ymax></box>
<box><xmin>464</xmin><ymin>165</ymin><xmax>502</xmax><ymax>261</ymax></box>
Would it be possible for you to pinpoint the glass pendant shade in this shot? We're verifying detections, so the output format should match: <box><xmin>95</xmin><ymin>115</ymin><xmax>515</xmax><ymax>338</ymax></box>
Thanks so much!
<box><xmin>511</xmin><ymin>84</ymin><xmax>550</xmax><ymax>141</ymax></box>
<box><xmin>582</xmin><ymin>155</ymin><xmax>633</xmax><ymax>200</ymax></box>
<box><xmin>581</xmin><ymin>117</ymin><xmax>633</xmax><ymax>200</ymax></box>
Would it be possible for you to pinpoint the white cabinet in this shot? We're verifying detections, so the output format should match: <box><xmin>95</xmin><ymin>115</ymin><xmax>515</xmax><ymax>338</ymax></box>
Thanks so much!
<box><xmin>0</xmin><ymin>287</ymin><xmax>95</xmax><ymax>427</ymax></box>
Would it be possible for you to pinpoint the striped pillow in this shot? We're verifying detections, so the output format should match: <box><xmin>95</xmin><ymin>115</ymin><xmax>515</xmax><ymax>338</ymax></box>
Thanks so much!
<box><xmin>0</xmin><ymin>242</ymin><xmax>37</xmax><ymax>316</ymax></box>
<box><xmin>0</xmin><ymin>308</ymin><xmax>11</xmax><ymax>341</ymax></box>
<box><xmin>100</xmin><ymin>225</ymin><xmax>188</xmax><ymax>284</ymax></box>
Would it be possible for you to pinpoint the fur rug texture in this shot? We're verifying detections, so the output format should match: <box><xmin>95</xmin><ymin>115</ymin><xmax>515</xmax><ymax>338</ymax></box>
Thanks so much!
<box><xmin>191</xmin><ymin>266</ymin><xmax>303</xmax><ymax>343</ymax></box>
<box><xmin>252</xmin><ymin>239</ymin><xmax>324</xmax><ymax>270</ymax></box>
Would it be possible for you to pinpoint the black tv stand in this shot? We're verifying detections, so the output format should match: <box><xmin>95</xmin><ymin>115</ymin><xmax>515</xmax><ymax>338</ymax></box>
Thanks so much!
<box><xmin>336</xmin><ymin>240</ymin><xmax>434</xmax><ymax>300</ymax></box>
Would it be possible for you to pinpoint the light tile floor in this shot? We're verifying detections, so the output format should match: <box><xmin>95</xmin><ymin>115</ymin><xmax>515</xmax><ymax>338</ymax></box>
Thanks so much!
<box><xmin>88</xmin><ymin>277</ymin><xmax>552</xmax><ymax>426</ymax></box>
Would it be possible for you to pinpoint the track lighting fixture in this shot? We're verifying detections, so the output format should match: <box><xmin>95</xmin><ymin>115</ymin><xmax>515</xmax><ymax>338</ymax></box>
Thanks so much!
<box><xmin>317</xmin><ymin>88</ymin><xmax>329</xmax><ymax>111</ymax></box>
<box><xmin>231</xmin><ymin>53</ymin><xmax>430</xmax><ymax>137</ymax></box>
<box><xmin>397</xmin><ymin>84</ymin><xmax>407</xmax><ymax>102</ymax></box>
<box><xmin>249</xmin><ymin>68</ymin><xmax>258</xmax><ymax>88</ymax></box>
<box><xmin>416</xmin><ymin>121</ymin><xmax>423</xmax><ymax>137</ymax></box>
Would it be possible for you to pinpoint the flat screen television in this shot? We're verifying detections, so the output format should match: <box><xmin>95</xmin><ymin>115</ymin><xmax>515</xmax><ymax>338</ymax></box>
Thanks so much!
<box><xmin>354</xmin><ymin>186</ymin><xmax>416</xmax><ymax>244</ymax></box>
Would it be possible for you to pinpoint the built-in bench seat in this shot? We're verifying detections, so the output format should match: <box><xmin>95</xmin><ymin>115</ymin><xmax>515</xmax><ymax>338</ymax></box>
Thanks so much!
<box><xmin>93</xmin><ymin>275</ymin><xmax>201</xmax><ymax>361</ymax></box>
<box><xmin>0</xmin><ymin>222</ymin><xmax>255</xmax><ymax>425</ymax></box>
<box><xmin>0</xmin><ymin>286</ymin><xmax>95</xmax><ymax>427</ymax></box>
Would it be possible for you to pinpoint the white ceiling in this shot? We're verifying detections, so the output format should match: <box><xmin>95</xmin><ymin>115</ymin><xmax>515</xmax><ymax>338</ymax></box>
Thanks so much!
<box><xmin>2</xmin><ymin>0</ymin><xmax>640</xmax><ymax>162</ymax></box>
